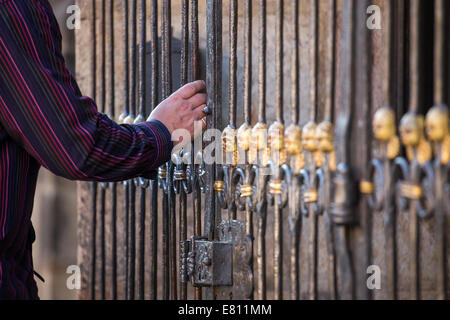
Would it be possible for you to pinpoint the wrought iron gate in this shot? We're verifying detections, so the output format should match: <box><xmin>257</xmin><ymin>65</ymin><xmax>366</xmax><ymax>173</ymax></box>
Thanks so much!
<box><xmin>77</xmin><ymin>0</ymin><xmax>450</xmax><ymax>300</ymax></box>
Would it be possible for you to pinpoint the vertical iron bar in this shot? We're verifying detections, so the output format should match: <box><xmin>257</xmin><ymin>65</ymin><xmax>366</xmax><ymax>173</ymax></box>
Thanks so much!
<box><xmin>120</xmin><ymin>0</ymin><xmax>130</xmax><ymax>300</ymax></box>
<box><xmin>204</xmin><ymin>0</ymin><xmax>222</xmax><ymax>300</ymax></box>
<box><xmin>409</xmin><ymin>0</ymin><xmax>419</xmax><ymax>114</ymax></box>
<box><xmin>384</xmin><ymin>0</ymin><xmax>396</xmax><ymax>301</ymax></box>
<box><xmin>99</xmin><ymin>0</ymin><xmax>107</xmax><ymax>300</ymax></box>
<box><xmin>189</xmin><ymin>0</ymin><xmax>202</xmax><ymax>301</ymax></box>
<box><xmin>434</xmin><ymin>0</ymin><xmax>448</xmax><ymax>105</ymax></box>
<box><xmin>309</xmin><ymin>0</ymin><xmax>318</xmax><ymax>121</ymax></box>
<box><xmin>128</xmin><ymin>178</ymin><xmax>136</xmax><ymax>300</ymax></box>
<box><xmin>320</xmin><ymin>0</ymin><xmax>337</xmax><ymax>300</ymax></box>
<box><xmin>273</xmin><ymin>0</ymin><xmax>284</xmax><ymax>301</ymax></box>
<box><xmin>138</xmin><ymin>185</ymin><xmax>146</xmax><ymax>299</ymax></box>
<box><xmin>124</xmin><ymin>182</ymin><xmax>129</xmax><ymax>299</ymax></box>
<box><xmin>127</xmin><ymin>0</ymin><xmax>138</xmax><ymax>300</ymax></box>
<box><xmin>383</xmin><ymin>1</ymin><xmax>393</xmax><ymax>107</ymax></box>
<box><xmin>179</xmin><ymin>189</ymin><xmax>188</xmax><ymax>299</ymax></box>
<box><xmin>275</xmin><ymin>0</ymin><xmax>283</xmax><ymax>123</ymax></box>
<box><xmin>333</xmin><ymin>0</ymin><xmax>356</xmax><ymax>300</ymax></box>
<box><xmin>289</xmin><ymin>0</ymin><xmax>300</xmax><ymax>301</ymax></box>
<box><xmin>99</xmin><ymin>183</ymin><xmax>106</xmax><ymax>299</ymax></box>
<box><xmin>189</xmin><ymin>0</ymin><xmax>200</xmax><ymax>82</ymax></box>
<box><xmin>434</xmin><ymin>1</ymin><xmax>444</xmax><ymax>105</ymax></box>
<box><xmin>244</xmin><ymin>0</ymin><xmax>252</xmax><ymax>126</ymax></box>
<box><xmin>166</xmin><ymin>0</ymin><xmax>177</xmax><ymax>300</ymax></box>
<box><xmin>409</xmin><ymin>0</ymin><xmax>420</xmax><ymax>300</ymax></box>
<box><xmin>433</xmin><ymin>0</ymin><xmax>447</xmax><ymax>301</ymax></box>
<box><xmin>243</xmin><ymin>0</ymin><xmax>253</xmax><ymax>300</ymax></box>
<box><xmin>226</xmin><ymin>0</ymin><xmax>238</xmax><ymax>223</ymax></box>
<box><xmin>258</xmin><ymin>0</ymin><xmax>266</xmax><ymax>124</ymax></box>
<box><xmin>109</xmin><ymin>0</ymin><xmax>117</xmax><ymax>301</ymax></box>
<box><xmin>135</xmin><ymin>0</ymin><xmax>147</xmax><ymax>301</ymax></box>
<box><xmin>291</xmin><ymin>0</ymin><xmax>299</xmax><ymax>125</ymax></box>
<box><xmin>90</xmin><ymin>0</ymin><xmax>98</xmax><ymax>301</ymax></box>
<box><xmin>229</xmin><ymin>0</ymin><xmax>237</xmax><ymax>129</ymax></box>
<box><xmin>161</xmin><ymin>0</ymin><xmax>172</xmax><ymax>300</ymax></box>
<box><xmin>322</xmin><ymin>0</ymin><xmax>335</xmax><ymax>123</ymax></box>
<box><xmin>161</xmin><ymin>183</ymin><xmax>169</xmax><ymax>300</ymax></box>
<box><xmin>179</xmin><ymin>0</ymin><xmax>189</xmax><ymax>301</ymax></box>
<box><xmin>169</xmin><ymin>163</ymin><xmax>177</xmax><ymax>299</ymax></box>
<box><xmin>308</xmin><ymin>0</ymin><xmax>319</xmax><ymax>300</ymax></box>
<box><xmin>148</xmin><ymin>0</ymin><xmax>158</xmax><ymax>300</ymax></box>
<box><xmin>256</xmin><ymin>0</ymin><xmax>267</xmax><ymax>300</ymax></box>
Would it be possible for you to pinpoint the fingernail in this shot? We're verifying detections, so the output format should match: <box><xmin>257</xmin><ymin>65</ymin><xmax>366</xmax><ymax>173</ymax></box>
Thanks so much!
<box><xmin>202</xmin><ymin>106</ymin><xmax>211</xmax><ymax>115</ymax></box>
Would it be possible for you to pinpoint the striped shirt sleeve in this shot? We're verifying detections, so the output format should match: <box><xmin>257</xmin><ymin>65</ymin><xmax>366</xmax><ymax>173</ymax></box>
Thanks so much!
<box><xmin>0</xmin><ymin>0</ymin><xmax>173</xmax><ymax>182</ymax></box>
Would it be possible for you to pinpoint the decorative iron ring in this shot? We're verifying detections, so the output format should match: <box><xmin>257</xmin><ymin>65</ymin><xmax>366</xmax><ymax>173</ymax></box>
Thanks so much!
<box><xmin>240</xmin><ymin>184</ymin><xmax>253</xmax><ymax>198</ymax></box>
<box><xmin>158</xmin><ymin>166</ymin><xmax>167</xmax><ymax>179</ymax></box>
<box><xmin>158</xmin><ymin>166</ymin><xmax>168</xmax><ymax>192</ymax></box>
<box><xmin>304</xmin><ymin>189</ymin><xmax>318</xmax><ymax>203</ymax></box>
<box><xmin>360</xmin><ymin>180</ymin><xmax>374</xmax><ymax>194</ymax></box>
<box><xmin>214</xmin><ymin>180</ymin><xmax>225</xmax><ymax>192</ymax></box>
<box><xmin>215</xmin><ymin>166</ymin><xmax>228</xmax><ymax>210</ymax></box>
<box><xmin>399</xmin><ymin>182</ymin><xmax>423</xmax><ymax>200</ymax></box>
<box><xmin>269</xmin><ymin>180</ymin><xmax>282</xmax><ymax>195</ymax></box>
<box><xmin>174</xmin><ymin>169</ymin><xmax>187</xmax><ymax>181</ymax></box>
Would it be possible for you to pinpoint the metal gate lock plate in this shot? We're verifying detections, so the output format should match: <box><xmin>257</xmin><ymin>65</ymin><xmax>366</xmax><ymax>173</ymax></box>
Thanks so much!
<box><xmin>180</xmin><ymin>236</ymin><xmax>233</xmax><ymax>287</ymax></box>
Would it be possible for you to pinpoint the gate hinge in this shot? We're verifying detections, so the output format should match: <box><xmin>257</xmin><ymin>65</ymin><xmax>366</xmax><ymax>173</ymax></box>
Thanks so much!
<box><xmin>180</xmin><ymin>236</ymin><xmax>233</xmax><ymax>287</ymax></box>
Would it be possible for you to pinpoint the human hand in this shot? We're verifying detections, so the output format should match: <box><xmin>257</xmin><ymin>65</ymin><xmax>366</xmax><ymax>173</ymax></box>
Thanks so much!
<box><xmin>148</xmin><ymin>80</ymin><xmax>209</xmax><ymax>145</ymax></box>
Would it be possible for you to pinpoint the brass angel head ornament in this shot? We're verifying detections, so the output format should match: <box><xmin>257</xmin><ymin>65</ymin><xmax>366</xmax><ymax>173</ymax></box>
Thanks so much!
<box><xmin>284</xmin><ymin>124</ymin><xmax>302</xmax><ymax>155</ymax></box>
<box><xmin>268</xmin><ymin>121</ymin><xmax>286</xmax><ymax>166</ymax></box>
<box><xmin>425</xmin><ymin>105</ymin><xmax>448</xmax><ymax>142</ymax></box>
<box><xmin>316</xmin><ymin>121</ymin><xmax>334</xmax><ymax>153</ymax></box>
<box><xmin>399</xmin><ymin>112</ymin><xmax>431</xmax><ymax>164</ymax></box>
<box><xmin>236</xmin><ymin>122</ymin><xmax>252</xmax><ymax>152</ymax></box>
<box><xmin>285</xmin><ymin>124</ymin><xmax>304</xmax><ymax>173</ymax></box>
<box><xmin>302</xmin><ymin>121</ymin><xmax>318</xmax><ymax>152</ymax></box>
<box><xmin>372</xmin><ymin>107</ymin><xmax>400</xmax><ymax>159</ymax></box>
<box><xmin>373</xmin><ymin>107</ymin><xmax>396</xmax><ymax>141</ymax></box>
<box><xmin>425</xmin><ymin>105</ymin><xmax>449</xmax><ymax>164</ymax></box>
<box><xmin>316</xmin><ymin>121</ymin><xmax>336</xmax><ymax>171</ymax></box>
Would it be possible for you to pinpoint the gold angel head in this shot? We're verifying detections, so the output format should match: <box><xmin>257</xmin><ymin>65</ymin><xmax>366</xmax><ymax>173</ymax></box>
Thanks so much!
<box><xmin>316</xmin><ymin>121</ymin><xmax>334</xmax><ymax>153</ymax></box>
<box><xmin>373</xmin><ymin>107</ymin><xmax>396</xmax><ymax>141</ymax></box>
<box><xmin>250</xmin><ymin>122</ymin><xmax>268</xmax><ymax>151</ymax></box>
<box><xmin>249</xmin><ymin>122</ymin><xmax>269</xmax><ymax>165</ymax></box>
<box><xmin>302</xmin><ymin>121</ymin><xmax>318</xmax><ymax>152</ymax></box>
<box><xmin>399</xmin><ymin>112</ymin><xmax>422</xmax><ymax>147</ymax></box>
<box><xmin>268</xmin><ymin>121</ymin><xmax>285</xmax><ymax>151</ymax></box>
<box><xmin>399</xmin><ymin>113</ymin><xmax>431</xmax><ymax>164</ymax></box>
<box><xmin>425</xmin><ymin>105</ymin><xmax>449</xmax><ymax>142</ymax></box>
<box><xmin>373</xmin><ymin>107</ymin><xmax>400</xmax><ymax>159</ymax></box>
<box><xmin>237</xmin><ymin>122</ymin><xmax>252</xmax><ymax>152</ymax></box>
<box><xmin>222</xmin><ymin>125</ymin><xmax>237</xmax><ymax>154</ymax></box>
<box><xmin>426</xmin><ymin>105</ymin><xmax>449</xmax><ymax>164</ymax></box>
<box><xmin>285</xmin><ymin>124</ymin><xmax>302</xmax><ymax>155</ymax></box>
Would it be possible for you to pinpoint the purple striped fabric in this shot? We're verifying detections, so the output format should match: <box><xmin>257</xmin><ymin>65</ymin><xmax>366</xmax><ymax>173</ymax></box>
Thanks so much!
<box><xmin>0</xmin><ymin>0</ymin><xmax>173</xmax><ymax>299</ymax></box>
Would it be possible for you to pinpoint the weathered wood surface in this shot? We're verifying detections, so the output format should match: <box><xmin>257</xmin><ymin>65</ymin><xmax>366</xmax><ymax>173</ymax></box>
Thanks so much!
<box><xmin>75</xmin><ymin>0</ymin><xmax>449</xmax><ymax>300</ymax></box>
